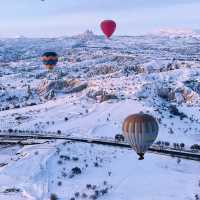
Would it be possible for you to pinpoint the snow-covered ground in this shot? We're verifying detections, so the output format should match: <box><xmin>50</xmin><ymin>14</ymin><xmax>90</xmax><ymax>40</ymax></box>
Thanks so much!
<box><xmin>0</xmin><ymin>31</ymin><xmax>200</xmax><ymax>199</ymax></box>
<box><xmin>0</xmin><ymin>142</ymin><xmax>199</xmax><ymax>200</ymax></box>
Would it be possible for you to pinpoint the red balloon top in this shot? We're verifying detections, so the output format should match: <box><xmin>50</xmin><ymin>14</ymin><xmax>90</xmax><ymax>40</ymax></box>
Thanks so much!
<box><xmin>100</xmin><ymin>20</ymin><xmax>116</xmax><ymax>38</ymax></box>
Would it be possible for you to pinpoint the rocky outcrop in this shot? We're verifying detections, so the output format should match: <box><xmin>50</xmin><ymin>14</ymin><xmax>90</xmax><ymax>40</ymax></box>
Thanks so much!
<box><xmin>174</xmin><ymin>87</ymin><xmax>194</xmax><ymax>104</ymax></box>
<box><xmin>184</xmin><ymin>80</ymin><xmax>200</xmax><ymax>94</ymax></box>
<box><xmin>88</xmin><ymin>65</ymin><xmax>118</xmax><ymax>77</ymax></box>
<box><xmin>87</xmin><ymin>90</ymin><xmax>117</xmax><ymax>103</ymax></box>
<box><xmin>157</xmin><ymin>85</ymin><xmax>195</xmax><ymax>104</ymax></box>
<box><xmin>65</xmin><ymin>80</ymin><xmax>88</xmax><ymax>93</ymax></box>
<box><xmin>37</xmin><ymin>79</ymin><xmax>88</xmax><ymax>100</ymax></box>
<box><xmin>37</xmin><ymin>79</ymin><xmax>65</xmax><ymax>96</ymax></box>
<box><xmin>157</xmin><ymin>87</ymin><xmax>175</xmax><ymax>101</ymax></box>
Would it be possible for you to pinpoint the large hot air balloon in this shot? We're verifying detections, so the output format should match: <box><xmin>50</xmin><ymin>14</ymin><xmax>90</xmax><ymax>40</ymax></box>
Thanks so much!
<box><xmin>122</xmin><ymin>113</ymin><xmax>159</xmax><ymax>160</ymax></box>
<box><xmin>100</xmin><ymin>20</ymin><xmax>116</xmax><ymax>38</ymax></box>
<box><xmin>41</xmin><ymin>52</ymin><xmax>58</xmax><ymax>71</ymax></box>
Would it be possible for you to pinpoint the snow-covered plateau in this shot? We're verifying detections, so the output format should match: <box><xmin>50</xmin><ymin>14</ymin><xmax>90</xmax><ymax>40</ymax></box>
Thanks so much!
<box><xmin>0</xmin><ymin>31</ymin><xmax>200</xmax><ymax>200</ymax></box>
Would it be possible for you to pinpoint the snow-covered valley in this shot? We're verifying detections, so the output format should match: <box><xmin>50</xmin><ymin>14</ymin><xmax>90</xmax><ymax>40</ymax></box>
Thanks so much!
<box><xmin>0</xmin><ymin>31</ymin><xmax>200</xmax><ymax>199</ymax></box>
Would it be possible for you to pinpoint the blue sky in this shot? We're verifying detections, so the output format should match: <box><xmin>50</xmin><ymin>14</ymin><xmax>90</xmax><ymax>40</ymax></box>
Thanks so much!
<box><xmin>1</xmin><ymin>0</ymin><xmax>200</xmax><ymax>37</ymax></box>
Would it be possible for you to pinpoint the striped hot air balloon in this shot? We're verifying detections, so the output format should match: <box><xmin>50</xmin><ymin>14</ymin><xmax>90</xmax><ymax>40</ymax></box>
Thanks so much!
<box><xmin>41</xmin><ymin>52</ymin><xmax>58</xmax><ymax>71</ymax></box>
<box><xmin>122</xmin><ymin>113</ymin><xmax>159</xmax><ymax>160</ymax></box>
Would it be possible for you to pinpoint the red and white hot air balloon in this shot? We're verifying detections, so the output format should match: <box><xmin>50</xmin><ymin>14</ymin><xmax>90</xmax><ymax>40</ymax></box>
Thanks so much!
<box><xmin>100</xmin><ymin>20</ymin><xmax>116</xmax><ymax>38</ymax></box>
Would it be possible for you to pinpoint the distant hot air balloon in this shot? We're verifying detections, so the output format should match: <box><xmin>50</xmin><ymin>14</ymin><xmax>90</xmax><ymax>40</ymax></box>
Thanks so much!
<box><xmin>41</xmin><ymin>52</ymin><xmax>58</xmax><ymax>71</ymax></box>
<box><xmin>122</xmin><ymin>113</ymin><xmax>159</xmax><ymax>160</ymax></box>
<box><xmin>100</xmin><ymin>20</ymin><xmax>116</xmax><ymax>38</ymax></box>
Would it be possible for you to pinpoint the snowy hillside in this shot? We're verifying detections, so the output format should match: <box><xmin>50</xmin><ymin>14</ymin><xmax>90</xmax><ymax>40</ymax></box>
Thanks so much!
<box><xmin>0</xmin><ymin>32</ymin><xmax>200</xmax><ymax>199</ymax></box>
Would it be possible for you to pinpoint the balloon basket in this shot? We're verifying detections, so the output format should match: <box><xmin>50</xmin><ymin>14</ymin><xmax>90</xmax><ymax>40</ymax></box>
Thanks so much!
<box><xmin>138</xmin><ymin>153</ymin><xmax>144</xmax><ymax>160</ymax></box>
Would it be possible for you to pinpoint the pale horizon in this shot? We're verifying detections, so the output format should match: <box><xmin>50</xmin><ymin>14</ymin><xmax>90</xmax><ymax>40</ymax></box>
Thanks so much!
<box><xmin>1</xmin><ymin>0</ymin><xmax>200</xmax><ymax>38</ymax></box>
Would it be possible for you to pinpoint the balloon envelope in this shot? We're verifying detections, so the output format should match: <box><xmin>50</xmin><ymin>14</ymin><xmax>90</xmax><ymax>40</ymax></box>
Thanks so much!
<box><xmin>100</xmin><ymin>20</ymin><xmax>116</xmax><ymax>38</ymax></box>
<box><xmin>122</xmin><ymin>113</ymin><xmax>159</xmax><ymax>160</ymax></box>
<box><xmin>41</xmin><ymin>52</ymin><xmax>58</xmax><ymax>70</ymax></box>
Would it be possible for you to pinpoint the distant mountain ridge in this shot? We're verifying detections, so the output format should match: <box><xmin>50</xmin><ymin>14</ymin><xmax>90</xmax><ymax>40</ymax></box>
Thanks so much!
<box><xmin>152</xmin><ymin>28</ymin><xmax>200</xmax><ymax>38</ymax></box>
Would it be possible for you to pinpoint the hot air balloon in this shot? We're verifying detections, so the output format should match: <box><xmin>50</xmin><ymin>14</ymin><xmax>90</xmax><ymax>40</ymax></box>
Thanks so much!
<box><xmin>41</xmin><ymin>52</ymin><xmax>58</xmax><ymax>71</ymax></box>
<box><xmin>100</xmin><ymin>20</ymin><xmax>116</xmax><ymax>38</ymax></box>
<box><xmin>122</xmin><ymin>113</ymin><xmax>159</xmax><ymax>160</ymax></box>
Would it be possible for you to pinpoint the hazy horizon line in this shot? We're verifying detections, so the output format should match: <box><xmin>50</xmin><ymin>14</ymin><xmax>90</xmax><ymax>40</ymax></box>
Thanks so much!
<box><xmin>0</xmin><ymin>28</ymin><xmax>198</xmax><ymax>39</ymax></box>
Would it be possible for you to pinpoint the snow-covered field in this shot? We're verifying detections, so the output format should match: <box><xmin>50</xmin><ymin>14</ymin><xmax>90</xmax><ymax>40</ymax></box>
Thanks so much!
<box><xmin>0</xmin><ymin>142</ymin><xmax>199</xmax><ymax>200</ymax></box>
<box><xmin>0</xmin><ymin>30</ymin><xmax>200</xmax><ymax>199</ymax></box>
